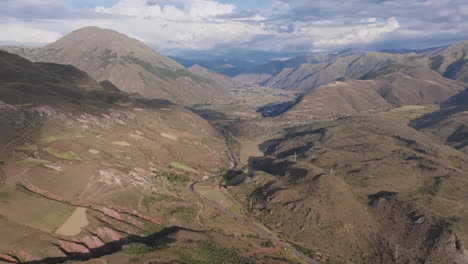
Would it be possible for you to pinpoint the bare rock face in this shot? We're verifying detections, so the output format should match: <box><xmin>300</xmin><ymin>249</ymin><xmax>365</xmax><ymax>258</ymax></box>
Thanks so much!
<box><xmin>0</xmin><ymin>253</ymin><xmax>18</xmax><ymax>263</ymax></box>
<box><xmin>58</xmin><ymin>240</ymin><xmax>90</xmax><ymax>254</ymax></box>
<box><xmin>94</xmin><ymin>227</ymin><xmax>122</xmax><ymax>242</ymax></box>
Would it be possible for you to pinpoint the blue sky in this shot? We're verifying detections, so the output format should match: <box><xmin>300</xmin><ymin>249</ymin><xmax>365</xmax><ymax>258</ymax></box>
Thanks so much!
<box><xmin>0</xmin><ymin>0</ymin><xmax>467</xmax><ymax>58</ymax></box>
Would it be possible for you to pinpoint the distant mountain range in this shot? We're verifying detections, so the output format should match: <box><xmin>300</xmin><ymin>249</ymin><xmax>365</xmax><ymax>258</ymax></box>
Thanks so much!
<box><xmin>188</xmin><ymin>64</ymin><xmax>240</xmax><ymax>89</ymax></box>
<box><xmin>234</xmin><ymin>42</ymin><xmax>468</xmax><ymax>94</ymax></box>
<box><xmin>282</xmin><ymin>64</ymin><xmax>465</xmax><ymax>120</ymax></box>
<box><xmin>379</xmin><ymin>46</ymin><xmax>441</xmax><ymax>54</ymax></box>
<box><xmin>170</xmin><ymin>56</ymin><xmax>257</xmax><ymax>77</ymax></box>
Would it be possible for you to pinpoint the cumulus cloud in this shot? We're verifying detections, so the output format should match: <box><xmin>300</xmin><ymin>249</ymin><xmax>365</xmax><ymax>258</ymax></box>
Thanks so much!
<box><xmin>313</xmin><ymin>17</ymin><xmax>400</xmax><ymax>47</ymax></box>
<box><xmin>0</xmin><ymin>0</ymin><xmax>467</xmax><ymax>56</ymax></box>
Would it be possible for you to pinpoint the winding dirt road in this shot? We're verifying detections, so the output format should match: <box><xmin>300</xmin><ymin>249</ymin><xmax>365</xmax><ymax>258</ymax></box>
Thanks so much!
<box><xmin>189</xmin><ymin>181</ymin><xmax>318</xmax><ymax>264</ymax></box>
<box><xmin>192</xmin><ymin>125</ymin><xmax>318</xmax><ymax>263</ymax></box>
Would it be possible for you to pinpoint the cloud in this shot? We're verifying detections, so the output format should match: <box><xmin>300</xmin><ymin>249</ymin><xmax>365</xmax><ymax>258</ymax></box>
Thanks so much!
<box><xmin>94</xmin><ymin>0</ymin><xmax>236</xmax><ymax>20</ymax></box>
<box><xmin>0</xmin><ymin>22</ymin><xmax>62</xmax><ymax>44</ymax></box>
<box><xmin>312</xmin><ymin>17</ymin><xmax>400</xmax><ymax>47</ymax></box>
<box><xmin>0</xmin><ymin>0</ymin><xmax>467</xmax><ymax>56</ymax></box>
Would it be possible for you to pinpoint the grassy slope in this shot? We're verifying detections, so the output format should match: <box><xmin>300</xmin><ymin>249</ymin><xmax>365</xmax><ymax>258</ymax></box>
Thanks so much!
<box><xmin>283</xmin><ymin>65</ymin><xmax>465</xmax><ymax>120</ymax></box>
<box><xmin>411</xmin><ymin>89</ymin><xmax>468</xmax><ymax>154</ymax></box>
<box><xmin>229</xmin><ymin>112</ymin><xmax>468</xmax><ymax>264</ymax></box>
<box><xmin>236</xmin><ymin>51</ymin><xmax>408</xmax><ymax>93</ymax></box>
<box><xmin>234</xmin><ymin>41</ymin><xmax>468</xmax><ymax>95</ymax></box>
<box><xmin>1</xmin><ymin>51</ymin><xmax>286</xmax><ymax>263</ymax></box>
<box><xmin>427</xmin><ymin>41</ymin><xmax>468</xmax><ymax>83</ymax></box>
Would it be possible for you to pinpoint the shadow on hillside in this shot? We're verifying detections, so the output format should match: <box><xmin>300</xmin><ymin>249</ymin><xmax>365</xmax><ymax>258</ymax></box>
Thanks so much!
<box><xmin>21</xmin><ymin>226</ymin><xmax>198</xmax><ymax>264</ymax></box>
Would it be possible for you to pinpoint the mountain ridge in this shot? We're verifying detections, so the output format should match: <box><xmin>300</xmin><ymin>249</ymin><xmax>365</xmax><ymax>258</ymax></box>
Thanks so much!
<box><xmin>0</xmin><ymin>26</ymin><xmax>229</xmax><ymax>105</ymax></box>
<box><xmin>234</xmin><ymin>41</ymin><xmax>468</xmax><ymax>94</ymax></box>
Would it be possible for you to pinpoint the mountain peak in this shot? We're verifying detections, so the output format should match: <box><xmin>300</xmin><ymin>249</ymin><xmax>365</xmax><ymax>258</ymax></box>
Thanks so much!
<box><xmin>2</xmin><ymin>27</ymin><xmax>229</xmax><ymax>104</ymax></box>
<box><xmin>189</xmin><ymin>64</ymin><xmax>207</xmax><ymax>71</ymax></box>
<box><xmin>336</xmin><ymin>48</ymin><xmax>362</xmax><ymax>56</ymax></box>
<box><xmin>73</xmin><ymin>26</ymin><xmax>104</xmax><ymax>32</ymax></box>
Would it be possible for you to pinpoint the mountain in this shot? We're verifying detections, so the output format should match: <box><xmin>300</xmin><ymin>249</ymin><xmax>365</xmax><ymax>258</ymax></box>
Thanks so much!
<box><xmin>0</xmin><ymin>50</ymin><xmax>268</xmax><ymax>262</ymax></box>
<box><xmin>0</xmin><ymin>27</ymin><xmax>229</xmax><ymax>105</ymax></box>
<box><xmin>228</xmin><ymin>114</ymin><xmax>468</xmax><ymax>264</ymax></box>
<box><xmin>235</xmin><ymin>50</ymin><xmax>408</xmax><ymax>93</ymax></box>
<box><xmin>234</xmin><ymin>54</ymin><xmax>332</xmax><ymax>84</ymax></box>
<box><xmin>188</xmin><ymin>64</ymin><xmax>239</xmax><ymax>89</ymax></box>
<box><xmin>0</xmin><ymin>50</ymin><xmax>304</xmax><ymax>264</ymax></box>
<box><xmin>379</xmin><ymin>46</ymin><xmax>441</xmax><ymax>54</ymax></box>
<box><xmin>282</xmin><ymin>65</ymin><xmax>465</xmax><ymax>119</ymax></box>
<box><xmin>411</xmin><ymin>88</ymin><xmax>468</xmax><ymax>154</ymax></box>
<box><xmin>426</xmin><ymin>41</ymin><xmax>468</xmax><ymax>83</ymax></box>
<box><xmin>234</xmin><ymin>42</ymin><xmax>468</xmax><ymax>94</ymax></box>
<box><xmin>234</xmin><ymin>60</ymin><xmax>288</xmax><ymax>84</ymax></box>
<box><xmin>171</xmin><ymin>57</ymin><xmax>257</xmax><ymax>77</ymax></box>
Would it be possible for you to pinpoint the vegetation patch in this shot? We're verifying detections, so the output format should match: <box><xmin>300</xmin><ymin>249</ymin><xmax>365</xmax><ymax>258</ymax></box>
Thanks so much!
<box><xmin>128</xmin><ymin>257</ymin><xmax>140</xmax><ymax>264</ymax></box>
<box><xmin>198</xmin><ymin>240</ymin><xmax>252</xmax><ymax>264</ymax></box>
<box><xmin>43</xmin><ymin>147</ymin><xmax>81</xmax><ymax>160</ymax></box>
<box><xmin>169</xmin><ymin>162</ymin><xmax>197</xmax><ymax>173</ymax></box>
<box><xmin>0</xmin><ymin>191</ymin><xmax>11</xmax><ymax>203</ymax></box>
<box><xmin>15</xmin><ymin>144</ymin><xmax>38</xmax><ymax>151</ymax></box>
<box><xmin>17</xmin><ymin>157</ymin><xmax>51</xmax><ymax>166</ymax></box>
<box><xmin>175</xmin><ymin>240</ymin><xmax>252</xmax><ymax>264</ymax></box>
<box><xmin>291</xmin><ymin>242</ymin><xmax>316</xmax><ymax>258</ymax></box>
<box><xmin>171</xmin><ymin>206</ymin><xmax>195</xmax><ymax>222</ymax></box>
<box><xmin>123</xmin><ymin>243</ymin><xmax>155</xmax><ymax>254</ymax></box>
<box><xmin>141</xmin><ymin>193</ymin><xmax>180</xmax><ymax>210</ymax></box>
<box><xmin>260</xmin><ymin>240</ymin><xmax>274</xmax><ymax>248</ymax></box>
<box><xmin>40</xmin><ymin>134</ymin><xmax>84</xmax><ymax>143</ymax></box>
<box><xmin>163</xmin><ymin>171</ymin><xmax>190</xmax><ymax>183</ymax></box>
<box><xmin>224</xmin><ymin>170</ymin><xmax>248</xmax><ymax>186</ymax></box>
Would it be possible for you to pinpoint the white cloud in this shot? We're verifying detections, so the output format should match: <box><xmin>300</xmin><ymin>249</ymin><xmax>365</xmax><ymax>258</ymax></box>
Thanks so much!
<box><xmin>0</xmin><ymin>23</ymin><xmax>61</xmax><ymax>44</ymax></box>
<box><xmin>0</xmin><ymin>0</ymin><xmax>467</xmax><ymax>55</ymax></box>
<box><xmin>94</xmin><ymin>0</ymin><xmax>235</xmax><ymax>20</ymax></box>
<box><xmin>84</xmin><ymin>0</ymin><xmax>267</xmax><ymax>51</ymax></box>
<box><xmin>313</xmin><ymin>17</ymin><xmax>400</xmax><ymax>47</ymax></box>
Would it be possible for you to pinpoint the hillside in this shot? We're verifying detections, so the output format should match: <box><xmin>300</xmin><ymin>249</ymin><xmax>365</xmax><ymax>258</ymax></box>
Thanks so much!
<box><xmin>188</xmin><ymin>64</ymin><xmax>239</xmax><ymax>89</ymax></box>
<box><xmin>411</xmin><ymin>89</ymin><xmax>468</xmax><ymax>154</ymax></box>
<box><xmin>234</xmin><ymin>54</ymin><xmax>332</xmax><ymax>84</ymax></box>
<box><xmin>282</xmin><ymin>65</ymin><xmax>465</xmax><ymax>119</ymax></box>
<box><xmin>172</xmin><ymin>57</ymin><xmax>256</xmax><ymax>77</ymax></box>
<box><xmin>235</xmin><ymin>50</ymin><xmax>408</xmax><ymax>93</ymax></box>
<box><xmin>426</xmin><ymin>41</ymin><xmax>468</xmax><ymax>83</ymax></box>
<box><xmin>235</xmin><ymin>42</ymin><xmax>468</xmax><ymax>94</ymax></box>
<box><xmin>0</xmin><ymin>27</ymin><xmax>229</xmax><ymax>105</ymax></box>
<box><xmin>229</xmin><ymin>114</ymin><xmax>468</xmax><ymax>264</ymax></box>
<box><xmin>0</xmin><ymin>51</ymin><xmax>299</xmax><ymax>263</ymax></box>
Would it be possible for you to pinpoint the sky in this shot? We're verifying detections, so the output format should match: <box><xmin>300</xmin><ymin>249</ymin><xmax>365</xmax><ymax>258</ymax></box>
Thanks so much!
<box><xmin>1</xmin><ymin>0</ymin><xmax>468</xmax><ymax>59</ymax></box>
